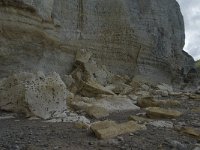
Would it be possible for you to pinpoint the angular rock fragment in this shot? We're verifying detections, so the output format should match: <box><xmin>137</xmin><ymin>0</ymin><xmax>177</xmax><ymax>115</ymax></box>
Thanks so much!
<box><xmin>75</xmin><ymin>49</ymin><xmax>92</xmax><ymax>64</ymax></box>
<box><xmin>137</xmin><ymin>97</ymin><xmax>180</xmax><ymax>108</ymax></box>
<box><xmin>112</xmin><ymin>83</ymin><xmax>133</xmax><ymax>95</ymax></box>
<box><xmin>157</xmin><ymin>83</ymin><xmax>173</xmax><ymax>93</ymax></box>
<box><xmin>137</xmin><ymin>97</ymin><xmax>160</xmax><ymax>108</ymax></box>
<box><xmin>189</xmin><ymin>94</ymin><xmax>200</xmax><ymax>100</ymax></box>
<box><xmin>146</xmin><ymin>107</ymin><xmax>182</xmax><ymax>119</ymax></box>
<box><xmin>178</xmin><ymin>127</ymin><xmax>200</xmax><ymax>139</ymax></box>
<box><xmin>191</xmin><ymin>108</ymin><xmax>200</xmax><ymax>113</ymax></box>
<box><xmin>91</xmin><ymin>120</ymin><xmax>117</xmax><ymax>133</ymax></box>
<box><xmin>79</xmin><ymin>80</ymin><xmax>115</xmax><ymax>97</ymax></box>
<box><xmin>74</xmin><ymin>122</ymin><xmax>90</xmax><ymax>129</ymax></box>
<box><xmin>91</xmin><ymin>120</ymin><xmax>146</xmax><ymax>139</ymax></box>
<box><xmin>85</xmin><ymin>106</ymin><xmax>109</xmax><ymax>119</ymax></box>
<box><xmin>128</xmin><ymin>115</ymin><xmax>152</xmax><ymax>124</ymax></box>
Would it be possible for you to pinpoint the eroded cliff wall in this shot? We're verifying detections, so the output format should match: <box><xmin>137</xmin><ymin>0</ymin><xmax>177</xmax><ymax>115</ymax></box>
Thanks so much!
<box><xmin>0</xmin><ymin>0</ymin><xmax>193</xmax><ymax>83</ymax></box>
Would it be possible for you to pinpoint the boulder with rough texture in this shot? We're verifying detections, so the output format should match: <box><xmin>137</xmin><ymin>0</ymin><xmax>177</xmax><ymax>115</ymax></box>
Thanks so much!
<box><xmin>0</xmin><ymin>72</ymin><xmax>69</xmax><ymax>119</ymax></box>
<box><xmin>0</xmin><ymin>0</ymin><xmax>194</xmax><ymax>83</ymax></box>
<box><xmin>25</xmin><ymin>72</ymin><xmax>68</xmax><ymax>119</ymax></box>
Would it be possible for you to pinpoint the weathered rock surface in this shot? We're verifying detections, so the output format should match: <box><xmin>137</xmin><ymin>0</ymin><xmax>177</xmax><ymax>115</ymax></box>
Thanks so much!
<box><xmin>146</xmin><ymin>107</ymin><xmax>182</xmax><ymax>119</ymax></box>
<box><xmin>0</xmin><ymin>72</ymin><xmax>69</xmax><ymax>119</ymax></box>
<box><xmin>90</xmin><ymin>120</ymin><xmax>146</xmax><ymax>139</ymax></box>
<box><xmin>148</xmin><ymin>120</ymin><xmax>174</xmax><ymax>128</ymax></box>
<box><xmin>0</xmin><ymin>0</ymin><xmax>194</xmax><ymax>83</ymax></box>
<box><xmin>137</xmin><ymin>97</ymin><xmax>181</xmax><ymax>108</ymax></box>
<box><xmin>177</xmin><ymin>126</ymin><xmax>200</xmax><ymax>139</ymax></box>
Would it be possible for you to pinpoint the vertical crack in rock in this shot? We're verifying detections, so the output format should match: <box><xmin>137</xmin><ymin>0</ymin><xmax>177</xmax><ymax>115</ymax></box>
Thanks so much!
<box><xmin>77</xmin><ymin>0</ymin><xmax>84</xmax><ymax>40</ymax></box>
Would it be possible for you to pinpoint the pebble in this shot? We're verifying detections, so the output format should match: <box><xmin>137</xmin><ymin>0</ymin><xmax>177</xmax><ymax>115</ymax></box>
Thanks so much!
<box><xmin>129</xmin><ymin>133</ymin><xmax>134</xmax><ymax>136</ymax></box>
<box><xmin>117</xmin><ymin>136</ymin><xmax>124</xmax><ymax>142</ymax></box>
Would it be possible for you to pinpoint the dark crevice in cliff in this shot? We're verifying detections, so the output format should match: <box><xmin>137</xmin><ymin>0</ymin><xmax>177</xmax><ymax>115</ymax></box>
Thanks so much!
<box><xmin>77</xmin><ymin>0</ymin><xmax>84</xmax><ymax>40</ymax></box>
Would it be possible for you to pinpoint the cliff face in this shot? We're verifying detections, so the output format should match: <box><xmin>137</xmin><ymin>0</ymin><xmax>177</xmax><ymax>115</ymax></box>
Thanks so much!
<box><xmin>0</xmin><ymin>0</ymin><xmax>193</xmax><ymax>83</ymax></box>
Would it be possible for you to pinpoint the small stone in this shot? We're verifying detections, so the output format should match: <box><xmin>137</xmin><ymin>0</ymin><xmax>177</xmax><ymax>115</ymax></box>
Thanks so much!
<box><xmin>53</xmin><ymin>146</ymin><xmax>59</xmax><ymax>150</ymax></box>
<box><xmin>129</xmin><ymin>133</ymin><xmax>134</xmax><ymax>136</ymax></box>
<box><xmin>88</xmin><ymin>142</ymin><xmax>94</xmax><ymax>145</ymax></box>
<box><xmin>117</xmin><ymin>136</ymin><xmax>124</xmax><ymax>141</ymax></box>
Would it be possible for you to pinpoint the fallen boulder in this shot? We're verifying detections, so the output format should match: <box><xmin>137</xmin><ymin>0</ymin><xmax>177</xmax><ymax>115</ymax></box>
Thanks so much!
<box><xmin>25</xmin><ymin>72</ymin><xmax>68</xmax><ymax>119</ymax></box>
<box><xmin>0</xmin><ymin>72</ymin><xmax>70</xmax><ymax>120</ymax></box>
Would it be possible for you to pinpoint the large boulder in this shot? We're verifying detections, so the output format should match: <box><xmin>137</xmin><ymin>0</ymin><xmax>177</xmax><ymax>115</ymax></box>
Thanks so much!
<box><xmin>25</xmin><ymin>72</ymin><xmax>68</xmax><ymax>119</ymax></box>
<box><xmin>0</xmin><ymin>72</ymin><xmax>69</xmax><ymax>119</ymax></box>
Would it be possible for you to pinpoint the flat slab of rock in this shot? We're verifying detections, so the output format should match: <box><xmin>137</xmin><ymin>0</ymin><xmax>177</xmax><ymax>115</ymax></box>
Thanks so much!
<box><xmin>137</xmin><ymin>97</ymin><xmax>180</xmax><ymax>108</ymax></box>
<box><xmin>137</xmin><ymin>97</ymin><xmax>160</xmax><ymax>108</ymax></box>
<box><xmin>91</xmin><ymin>120</ymin><xmax>146</xmax><ymax>139</ymax></box>
<box><xmin>80</xmin><ymin>80</ymin><xmax>115</xmax><ymax>97</ymax></box>
<box><xmin>72</xmin><ymin>95</ymin><xmax>140</xmax><ymax>114</ymax></box>
<box><xmin>129</xmin><ymin>115</ymin><xmax>152</xmax><ymax>124</ymax></box>
<box><xmin>191</xmin><ymin>108</ymin><xmax>200</xmax><ymax>113</ymax></box>
<box><xmin>95</xmin><ymin>96</ymin><xmax>140</xmax><ymax>113</ymax></box>
<box><xmin>91</xmin><ymin>120</ymin><xmax>117</xmax><ymax>133</ymax></box>
<box><xmin>178</xmin><ymin>127</ymin><xmax>200</xmax><ymax>139</ymax></box>
<box><xmin>148</xmin><ymin>120</ymin><xmax>174</xmax><ymax>128</ymax></box>
<box><xmin>85</xmin><ymin>106</ymin><xmax>109</xmax><ymax>119</ymax></box>
<box><xmin>189</xmin><ymin>94</ymin><xmax>200</xmax><ymax>101</ymax></box>
<box><xmin>146</xmin><ymin>107</ymin><xmax>182</xmax><ymax>119</ymax></box>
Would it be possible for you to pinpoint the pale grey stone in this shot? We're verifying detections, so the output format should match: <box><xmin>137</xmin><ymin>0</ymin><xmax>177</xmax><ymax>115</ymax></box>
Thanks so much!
<box><xmin>0</xmin><ymin>0</ymin><xmax>194</xmax><ymax>83</ymax></box>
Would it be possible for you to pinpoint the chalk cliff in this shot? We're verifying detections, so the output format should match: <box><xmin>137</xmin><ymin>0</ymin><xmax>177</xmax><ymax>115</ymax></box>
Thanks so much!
<box><xmin>0</xmin><ymin>0</ymin><xmax>194</xmax><ymax>83</ymax></box>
